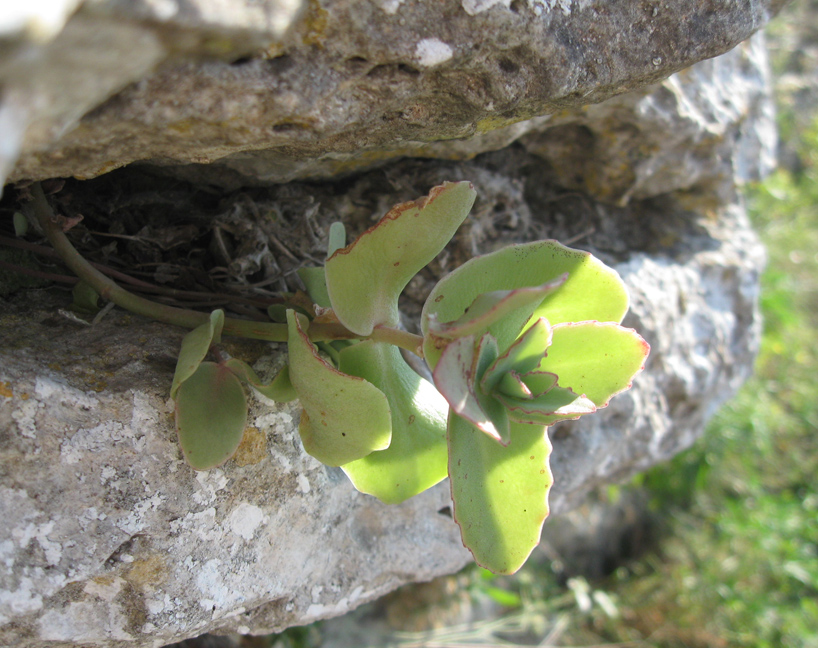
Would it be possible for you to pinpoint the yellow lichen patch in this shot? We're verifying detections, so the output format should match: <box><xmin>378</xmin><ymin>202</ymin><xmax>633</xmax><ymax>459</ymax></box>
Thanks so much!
<box><xmin>124</xmin><ymin>554</ymin><xmax>167</xmax><ymax>590</ymax></box>
<box><xmin>91</xmin><ymin>573</ymin><xmax>119</xmax><ymax>587</ymax></box>
<box><xmin>475</xmin><ymin>115</ymin><xmax>516</xmax><ymax>134</ymax></box>
<box><xmin>263</xmin><ymin>41</ymin><xmax>287</xmax><ymax>59</ymax></box>
<box><xmin>232</xmin><ymin>426</ymin><xmax>267</xmax><ymax>466</ymax></box>
<box><xmin>301</xmin><ymin>0</ymin><xmax>329</xmax><ymax>47</ymax></box>
<box><xmin>75</xmin><ymin>161</ymin><xmax>123</xmax><ymax>180</ymax></box>
<box><xmin>0</xmin><ymin>382</ymin><xmax>13</xmax><ymax>398</ymax></box>
<box><xmin>167</xmin><ymin>119</ymin><xmax>197</xmax><ymax>135</ymax></box>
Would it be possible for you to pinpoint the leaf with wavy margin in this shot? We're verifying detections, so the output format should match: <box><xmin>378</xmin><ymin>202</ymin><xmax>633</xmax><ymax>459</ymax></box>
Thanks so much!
<box><xmin>339</xmin><ymin>341</ymin><xmax>449</xmax><ymax>504</ymax></box>
<box><xmin>326</xmin><ymin>181</ymin><xmax>477</xmax><ymax>336</ymax></box>
<box><xmin>287</xmin><ymin>310</ymin><xmax>392</xmax><ymax>466</ymax></box>
<box><xmin>538</xmin><ymin>322</ymin><xmax>650</xmax><ymax>407</ymax></box>
<box><xmin>448</xmin><ymin>415</ymin><xmax>553</xmax><ymax>574</ymax></box>
<box><xmin>422</xmin><ymin>241</ymin><xmax>629</xmax><ymax>369</ymax></box>
<box><xmin>175</xmin><ymin>361</ymin><xmax>247</xmax><ymax>470</ymax></box>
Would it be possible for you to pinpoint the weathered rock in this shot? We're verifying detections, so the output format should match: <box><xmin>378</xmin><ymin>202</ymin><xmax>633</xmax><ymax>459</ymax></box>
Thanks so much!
<box><xmin>522</xmin><ymin>32</ymin><xmax>777</xmax><ymax>204</ymax></box>
<box><xmin>0</xmin><ymin>298</ymin><xmax>470</xmax><ymax>646</ymax></box>
<box><xmin>3</xmin><ymin>0</ymin><xmax>783</xmax><ymax>188</ymax></box>
<box><xmin>0</xmin><ymin>0</ymin><xmax>306</xmax><ymax>188</ymax></box>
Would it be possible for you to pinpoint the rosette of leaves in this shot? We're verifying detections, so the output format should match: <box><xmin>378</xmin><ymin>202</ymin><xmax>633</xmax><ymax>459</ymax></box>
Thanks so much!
<box><xmin>169</xmin><ymin>181</ymin><xmax>649</xmax><ymax>575</ymax></box>
<box><xmin>420</xmin><ymin>241</ymin><xmax>650</xmax><ymax>574</ymax></box>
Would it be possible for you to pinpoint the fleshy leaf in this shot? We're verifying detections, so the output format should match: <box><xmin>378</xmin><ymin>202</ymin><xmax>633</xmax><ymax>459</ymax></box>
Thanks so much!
<box><xmin>422</xmin><ymin>241</ymin><xmax>629</xmax><ymax>368</ymax></box>
<box><xmin>297</xmin><ymin>267</ymin><xmax>331</xmax><ymax>308</ymax></box>
<box><xmin>71</xmin><ymin>281</ymin><xmax>100</xmax><ymax>314</ymax></box>
<box><xmin>433</xmin><ymin>334</ymin><xmax>508</xmax><ymax>443</ymax></box>
<box><xmin>326</xmin><ymin>181</ymin><xmax>477</xmax><ymax>336</ymax></box>
<box><xmin>497</xmin><ymin>385</ymin><xmax>597</xmax><ymax>426</ymax></box>
<box><xmin>175</xmin><ymin>361</ymin><xmax>247</xmax><ymax>470</ymax></box>
<box><xmin>518</xmin><ymin>370</ymin><xmax>558</xmax><ymax>396</ymax></box>
<box><xmin>171</xmin><ymin>310</ymin><xmax>225</xmax><ymax>399</ymax></box>
<box><xmin>339</xmin><ymin>342</ymin><xmax>449</xmax><ymax>504</ymax></box>
<box><xmin>448</xmin><ymin>415</ymin><xmax>553</xmax><ymax>574</ymax></box>
<box><xmin>496</xmin><ymin>371</ymin><xmax>532</xmax><ymax>400</ymax></box>
<box><xmin>287</xmin><ymin>310</ymin><xmax>392</xmax><ymax>466</ymax></box>
<box><xmin>480</xmin><ymin>317</ymin><xmax>552</xmax><ymax>393</ymax></box>
<box><xmin>13</xmin><ymin>211</ymin><xmax>28</xmax><ymax>237</ymax></box>
<box><xmin>224</xmin><ymin>358</ymin><xmax>298</xmax><ymax>402</ymax></box>
<box><xmin>539</xmin><ymin>322</ymin><xmax>650</xmax><ymax>406</ymax></box>
<box><xmin>426</xmin><ymin>279</ymin><xmax>566</xmax><ymax>340</ymax></box>
<box><xmin>327</xmin><ymin>221</ymin><xmax>346</xmax><ymax>257</ymax></box>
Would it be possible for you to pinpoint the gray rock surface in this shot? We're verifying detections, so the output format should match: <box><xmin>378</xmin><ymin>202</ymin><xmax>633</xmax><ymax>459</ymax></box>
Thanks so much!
<box><xmin>0</xmin><ymin>301</ymin><xmax>469</xmax><ymax>646</ymax></box>
<box><xmin>3</xmin><ymin>0</ymin><xmax>782</xmax><ymax>188</ymax></box>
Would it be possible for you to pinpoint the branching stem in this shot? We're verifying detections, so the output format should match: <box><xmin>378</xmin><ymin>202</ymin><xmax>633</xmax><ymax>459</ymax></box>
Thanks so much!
<box><xmin>32</xmin><ymin>184</ymin><xmax>425</xmax><ymax>356</ymax></box>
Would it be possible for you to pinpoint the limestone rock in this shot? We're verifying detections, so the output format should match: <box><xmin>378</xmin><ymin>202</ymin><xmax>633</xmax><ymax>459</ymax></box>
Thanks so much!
<box><xmin>3</xmin><ymin>0</ymin><xmax>782</xmax><ymax>187</ymax></box>
<box><xmin>0</xmin><ymin>0</ymin><xmax>306</xmax><ymax>188</ymax></box>
<box><xmin>522</xmin><ymin>32</ymin><xmax>777</xmax><ymax>204</ymax></box>
<box><xmin>0</xmin><ymin>298</ymin><xmax>471</xmax><ymax>646</ymax></box>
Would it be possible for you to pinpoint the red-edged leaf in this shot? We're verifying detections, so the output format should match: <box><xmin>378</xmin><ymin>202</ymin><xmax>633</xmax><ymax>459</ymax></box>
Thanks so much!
<box><xmin>175</xmin><ymin>361</ymin><xmax>247</xmax><ymax>470</ymax></box>
<box><xmin>326</xmin><ymin>182</ymin><xmax>476</xmax><ymax>336</ymax></box>
<box><xmin>448</xmin><ymin>415</ymin><xmax>553</xmax><ymax>574</ymax></box>
<box><xmin>432</xmin><ymin>334</ymin><xmax>508</xmax><ymax>443</ymax></box>
<box><xmin>286</xmin><ymin>310</ymin><xmax>392</xmax><ymax>466</ymax></box>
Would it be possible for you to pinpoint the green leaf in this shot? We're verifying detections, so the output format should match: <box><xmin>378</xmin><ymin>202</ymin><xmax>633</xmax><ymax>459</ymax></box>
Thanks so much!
<box><xmin>326</xmin><ymin>181</ymin><xmax>477</xmax><ymax>336</ymax></box>
<box><xmin>175</xmin><ymin>361</ymin><xmax>248</xmax><ymax>470</ymax></box>
<box><xmin>327</xmin><ymin>221</ymin><xmax>346</xmax><ymax>257</ymax></box>
<box><xmin>287</xmin><ymin>310</ymin><xmax>392</xmax><ymax>466</ymax></box>
<box><xmin>297</xmin><ymin>266</ymin><xmax>331</xmax><ymax>308</ymax></box>
<box><xmin>267</xmin><ymin>304</ymin><xmax>289</xmax><ymax>322</ymax></box>
<box><xmin>481</xmin><ymin>585</ymin><xmax>523</xmax><ymax>609</ymax></box>
<box><xmin>496</xmin><ymin>371</ymin><xmax>532</xmax><ymax>400</ymax></box>
<box><xmin>480</xmin><ymin>317</ymin><xmax>552</xmax><ymax>393</ymax></box>
<box><xmin>425</xmin><ymin>279</ymin><xmax>566</xmax><ymax>340</ymax></box>
<box><xmin>224</xmin><ymin>358</ymin><xmax>298</xmax><ymax>402</ymax></box>
<box><xmin>497</xmin><ymin>385</ymin><xmax>597</xmax><ymax>426</ymax></box>
<box><xmin>448</xmin><ymin>415</ymin><xmax>553</xmax><ymax>574</ymax></box>
<box><xmin>517</xmin><ymin>370</ymin><xmax>558</xmax><ymax>396</ymax></box>
<box><xmin>71</xmin><ymin>281</ymin><xmax>100</xmax><ymax>314</ymax></box>
<box><xmin>538</xmin><ymin>322</ymin><xmax>650</xmax><ymax>406</ymax></box>
<box><xmin>13</xmin><ymin>211</ymin><xmax>28</xmax><ymax>237</ymax></box>
<box><xmin>171</xmin><ymin>310</ymin><xmax>225</xmax><ymax>399</ymax></box>
<box><xmin>433</xmin><ymin>334</ymin><xmax>509</xmax><ymax>443</ymax></box>
<box><xmin>338</xmin><ymin>341</ymin><xmax>449</xmax><ymax>504</ymax></box>
<box><xmin>422</xmin><ymin>241</ymin><xmax>629</xmax><ymax>368</ymax></box>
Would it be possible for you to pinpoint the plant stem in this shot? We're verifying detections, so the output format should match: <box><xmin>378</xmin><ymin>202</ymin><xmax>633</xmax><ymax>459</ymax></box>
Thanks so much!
<box><xmin>31</xmin><ymin>184</ymin><xmax>425</xmax><ymax>355</ymax></box>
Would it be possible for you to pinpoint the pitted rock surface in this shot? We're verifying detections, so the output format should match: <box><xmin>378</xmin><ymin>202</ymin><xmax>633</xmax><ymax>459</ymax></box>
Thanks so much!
<box><xmin>2</xmin><ymin>0</ymin><xmax>782</xmax><ymax>187</ymax></box>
